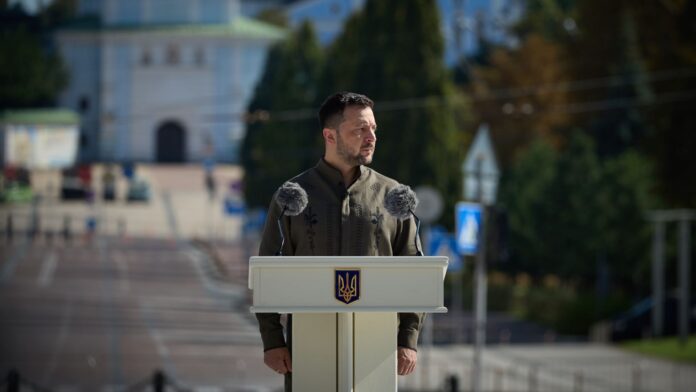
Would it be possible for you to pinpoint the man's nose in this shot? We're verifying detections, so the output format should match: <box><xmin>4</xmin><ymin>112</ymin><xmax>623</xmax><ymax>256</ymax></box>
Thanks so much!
<box><xmin>365</xmin><ymin>129</ymin><xmax>377</xmax><ymax>143</ymax></box>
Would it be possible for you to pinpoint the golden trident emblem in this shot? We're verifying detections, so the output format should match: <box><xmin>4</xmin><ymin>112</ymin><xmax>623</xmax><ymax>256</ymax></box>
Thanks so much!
<box><xmin>335</xmin><ymin>270</ymin><xmax>360</xmax><ymax>304</ymax></box>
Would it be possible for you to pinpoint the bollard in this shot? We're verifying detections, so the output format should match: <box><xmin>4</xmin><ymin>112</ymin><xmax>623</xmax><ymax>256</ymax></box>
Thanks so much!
<box><xmin>529</xmin><ymin>365</ymin><xmax>538</xmax><ymax>392</ymax></box>
<box><xmin>153</xmin><ymin>369</ymin><xmax>166</xmax><ymax>392</ymax></box>
<box><xmin>6</xmin><ymin>214</ymin><xmax>12</xmax><ymax>241</ymax></box>
<box><xmin>632</xmin><ymin>364</ymin><xmax>641</xmax><ymax>392</ymax></box>
<box><xmin>7</xmin><ymin>369</ymin><xmax>20</xmax><ymax>392</ymax></box>
<box><xmin>574</xmin><ymin>371</ymin><xmax>584</xmax><ymax>392</ymax></box>
<box><xmin>62</xmin><ymin>215</ymin><xmax>71</xmax><ymax>243</ymax></box>
<box><xmin>30</xmin><ymin>211</ymin><xmax>40</xmax><ymax>241</ymax></box>
<box><xmin>493</xmin><ymin>367</ymin><xmax>503</xmax><ymax>392</ymax></box>
<box><xmin>118</xmin><ymin>218</ymin><xmax>126</xmax><ymax>240</ymax></box>
<box><xmin>446</xmin><ymin>374</ymin><xmax>459</xmax><ymax>392</ymax></box>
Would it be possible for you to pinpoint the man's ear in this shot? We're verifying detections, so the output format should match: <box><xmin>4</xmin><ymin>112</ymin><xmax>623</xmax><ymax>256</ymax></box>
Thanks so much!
<box><xmin>323</xmin><ymin>128</ymin><xmax>336</xmax><ymax>145</ymax></box>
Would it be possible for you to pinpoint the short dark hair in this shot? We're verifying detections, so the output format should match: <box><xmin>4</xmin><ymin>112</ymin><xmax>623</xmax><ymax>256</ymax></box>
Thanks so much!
<box><xmin>318</xmin><ymin>91</ymin><xmax>374</xmax><ymax>130</ymax></box>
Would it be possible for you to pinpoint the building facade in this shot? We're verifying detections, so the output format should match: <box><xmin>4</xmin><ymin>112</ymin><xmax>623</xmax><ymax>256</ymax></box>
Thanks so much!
<box><xmin>56</xmin><ymin>0</ymin><xmax>285</xmax><ymax>163</ymax></box>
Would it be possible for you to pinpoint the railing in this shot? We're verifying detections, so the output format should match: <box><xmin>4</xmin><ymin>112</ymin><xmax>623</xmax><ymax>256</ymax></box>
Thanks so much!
<box><xmin>403</xmin><ymin>359</ymin><xmax>695</xmax><ymax>392</ymax></box>
<box><xmin>2</xmin><ymin>369</ymin><xmax>191</xmax><ymax>392</ymax></box>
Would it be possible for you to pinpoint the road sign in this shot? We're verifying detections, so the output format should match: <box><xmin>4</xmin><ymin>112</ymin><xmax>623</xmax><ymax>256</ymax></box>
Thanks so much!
<box><xmin>455</xmin><ymin>202</ymin><xmax>482</xmax><ymax>255</ymax></box>
<box><xmin>415</xmin><ymin>185</ymin><xmax>444</xmax><ymax>224</ymax></box>
<box><xmin>427</xmin><ymin>226</ymin><xmax>463</xmax><ymax>272</ymax></box>
<box><xmin>462</xmin><ymin>124</ymin><xmax>499</xmax><ymax>205</ymax></box>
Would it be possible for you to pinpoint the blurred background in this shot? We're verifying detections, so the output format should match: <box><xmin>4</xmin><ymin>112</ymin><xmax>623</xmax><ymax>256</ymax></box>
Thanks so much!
<box><xmin>0</xmin><ymin>0</ymin><xmax>694</xmax><ymax>391</ymax></box>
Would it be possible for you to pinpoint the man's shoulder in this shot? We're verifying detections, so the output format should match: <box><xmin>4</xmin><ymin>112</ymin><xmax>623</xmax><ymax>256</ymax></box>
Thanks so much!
<box><xmin>284</xmin><ymin>167</ymin><xmax>319</xmax><ymax>188</ymax></box>
<box><xmin>365</xmin><ymin>167</ymin><xmax>400</xmax><ymax>187</ymax></box>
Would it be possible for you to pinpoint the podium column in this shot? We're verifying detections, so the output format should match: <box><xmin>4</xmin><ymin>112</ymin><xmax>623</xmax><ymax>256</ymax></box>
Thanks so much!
<box><xmin>338</xmin><ymin>313</ymin><xmax>354</xmax><ymax>391</ymax></box>
<box><xmin>293</xmin><ymin>313</ymin><xmax>337</xmax><ymax>391</ymax></box>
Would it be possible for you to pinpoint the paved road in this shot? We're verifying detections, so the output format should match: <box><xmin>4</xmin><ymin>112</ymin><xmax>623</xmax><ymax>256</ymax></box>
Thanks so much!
<box><xmin>0</xmin><ymin>237</ymin><xmax>281</xmax><ymax>392</ymax></box>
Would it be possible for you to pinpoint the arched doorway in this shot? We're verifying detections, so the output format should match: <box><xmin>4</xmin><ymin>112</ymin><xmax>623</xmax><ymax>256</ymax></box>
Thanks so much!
<box><xmin>155</xmin><ymin>121</ymin><xmax>186</xmax><ymax>162</ymax></box>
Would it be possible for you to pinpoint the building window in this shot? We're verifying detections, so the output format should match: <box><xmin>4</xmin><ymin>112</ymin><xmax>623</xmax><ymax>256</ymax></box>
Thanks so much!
<box><xmin>141</xmin><ymin>49</ymin><xmax>152</xmax><ymax>66</ymax></box>
<box><xmin>78</xmin><ymin>96</ymin><xmax>89</xmax><ymax>113</ymax></box>
<box><xmin>166</xmin><ymin>44</ymin><xmax>179</xmax><ymax>65</ymax></box>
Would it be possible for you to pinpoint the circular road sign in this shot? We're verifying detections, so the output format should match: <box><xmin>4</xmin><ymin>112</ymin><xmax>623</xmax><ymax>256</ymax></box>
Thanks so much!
<box><xmin>414</xmin><ymin>185</ymin><xmax>444</xmax><ymax>224</ymax></box>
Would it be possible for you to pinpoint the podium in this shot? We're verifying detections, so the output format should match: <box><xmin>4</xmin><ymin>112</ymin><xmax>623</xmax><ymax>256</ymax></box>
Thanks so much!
<box><xmin>248</xmin><ymin>256</ymin><xmax>448</xmax><ymax>392</ymax></box>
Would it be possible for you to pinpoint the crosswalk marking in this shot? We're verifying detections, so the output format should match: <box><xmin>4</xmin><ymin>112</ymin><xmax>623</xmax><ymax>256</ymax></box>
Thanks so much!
<box><xmin>111</xmin><ymin>251</ymin><xmax>130</xmax><ymax>292</ymax></box>
<box><xmin>37</xmin><ymin>250</ymin><xmax>58</xmax><ymax>287</ymax></box>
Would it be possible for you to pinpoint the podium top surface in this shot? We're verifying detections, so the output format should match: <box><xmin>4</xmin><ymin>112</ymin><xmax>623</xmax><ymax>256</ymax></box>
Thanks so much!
<box><xmin>248</xmin><ymin>256</ymin><xmax>449</xmax><ymax>313</ymax></box>
<box><xmin>249</xmin><ymin>255</ymin><xmax>448</xmax><ymax>267</ymax></box>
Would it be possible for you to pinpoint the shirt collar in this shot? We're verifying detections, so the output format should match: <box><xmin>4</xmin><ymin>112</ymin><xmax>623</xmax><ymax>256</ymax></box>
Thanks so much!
<box><xmin>315</xmin><ymin>158</ymin><xmax>367</xmax><ymax>189</ymax></box>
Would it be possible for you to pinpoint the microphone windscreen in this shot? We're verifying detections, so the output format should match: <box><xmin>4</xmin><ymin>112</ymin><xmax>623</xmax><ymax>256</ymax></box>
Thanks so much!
<box><xmin>384</xmin><ymin>184</ymin><xmax>418</xmax><ymax>220</ymax></box>
<box><xmin>276</xmin><ymin>181</ymin><xmax>308</xmax><ymax>216</ymax></box>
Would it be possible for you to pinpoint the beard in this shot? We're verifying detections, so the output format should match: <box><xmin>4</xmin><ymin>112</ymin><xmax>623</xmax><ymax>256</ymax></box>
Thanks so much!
<box><xmin>336</xmin><ymin>132</ymin><xmax>374</xmax><ymax>166</ymax></box>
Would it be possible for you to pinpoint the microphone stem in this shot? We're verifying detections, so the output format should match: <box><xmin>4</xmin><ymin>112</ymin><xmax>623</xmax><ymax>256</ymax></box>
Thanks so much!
<box><xmin>275</xmin><ymin>206</ymin><xmax>287</xmax><ymax>256</ymax></box>
<box><xmin>411</xmin><ymin>210</ymin><xmax>423</xmax><ymax>256</ymax></box>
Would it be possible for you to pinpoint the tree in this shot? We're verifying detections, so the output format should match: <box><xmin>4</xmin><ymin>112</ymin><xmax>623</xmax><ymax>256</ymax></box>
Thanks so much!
<box><xmin>0</xmin><ymin>27</ymin><xmax>67</xmax><ymax>109</ymax></box>
<box><xmin>0</xmin><ymin>1</ymin><xmax>72</xmax><ymax>110</ymax></box>
<box><xmin>241</xmin><ymin>21</ymin><xmax>324</xmax><ymax>208</ymax></box>
<box><xmin>499</xmin><ymin>132</ymin><xmax>657</xmax><ymax>293</ymax></box>
<box><xmin>540</xmin><ymin>132</ymin><xmax>604</xmax><ymax>281</ymax></box>
<box><xmin>321</xmin><ymin>0</ymin><xmax>473</xmax><ymax>228</ymax></box>
<box><xmin>559</xmin><ymin>0</ymin><xmax>695</xmax><ymax>206</ymax></box>
<box><xmin>600</xmin><ymin>150</ymin><xmax>657</xmax><ymax>293</ymax></box>
<box><xmin>498</xmin><ymin>138</ymin><xmax>558</xmax><ymax>274</ymax></box>
<box><xmin>470</xmin><ymin>34</ymin><xmax>571</xmax><ymax>166</ymax></box>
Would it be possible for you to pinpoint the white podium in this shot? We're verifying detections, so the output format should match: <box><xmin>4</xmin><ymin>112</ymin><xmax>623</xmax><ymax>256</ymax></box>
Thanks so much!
<box><xmin>248</xmin><ymin>256</ymin><xmax>448</xmax><ymax>392</ymax></box>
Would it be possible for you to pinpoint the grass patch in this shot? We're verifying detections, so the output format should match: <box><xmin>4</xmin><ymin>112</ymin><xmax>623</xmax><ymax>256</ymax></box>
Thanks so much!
<box><xmin>621</xmin><ymin>336</ymin><xmax>696</xmax><ymax>363</ymax></box>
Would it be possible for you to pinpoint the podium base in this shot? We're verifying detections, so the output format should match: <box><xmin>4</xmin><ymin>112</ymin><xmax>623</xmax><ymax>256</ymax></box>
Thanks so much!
<box><xmin>293</xmin><ymin>312</ymin><xmax>397</xmax><ymax>392</ymax></box>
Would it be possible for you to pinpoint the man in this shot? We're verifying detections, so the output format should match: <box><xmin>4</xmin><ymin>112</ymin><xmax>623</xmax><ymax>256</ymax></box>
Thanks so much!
<box><xmin>255</xmin><ymin>91</ymin><xmax>423</xmax><ymax>389</ymax></box>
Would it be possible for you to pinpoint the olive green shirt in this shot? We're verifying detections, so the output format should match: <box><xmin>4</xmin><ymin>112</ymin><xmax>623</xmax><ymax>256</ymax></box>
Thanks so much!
<box><xmin>255</xmin><ymin>158</ymin><xmax>424</xmax><ymax>351</ymax></box>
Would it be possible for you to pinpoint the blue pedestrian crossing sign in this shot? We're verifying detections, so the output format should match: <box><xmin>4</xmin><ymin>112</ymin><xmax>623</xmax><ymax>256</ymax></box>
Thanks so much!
<box><xmin>455</xmin><ymin>202</ymin><xmax>482</xmax><ymax>255</ymax></box>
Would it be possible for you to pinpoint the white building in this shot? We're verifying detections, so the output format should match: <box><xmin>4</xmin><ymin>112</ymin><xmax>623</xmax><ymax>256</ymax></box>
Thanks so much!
<box><xmin>55</xmin><ymin>0</ymin><xmax>285</xmax><ymax>163</ymax></box>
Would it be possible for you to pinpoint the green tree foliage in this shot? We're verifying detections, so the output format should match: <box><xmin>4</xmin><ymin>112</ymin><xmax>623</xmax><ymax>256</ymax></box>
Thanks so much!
<box><xmin>498</xmin><ymin>139</ymin><xmax>557</xmax><ymax>274</ymax></box>
<box><xmin>542</xmin><ymin>132</ymin><xmax>604</xmax><ymax>281</ymax></box>
<box><xmin>521</xmin><ymin>0</ymin><xmax>695</xmax><ymax>206</ymax></box>
<box><xmin>477</xmin><ymin>0</ymin><xmax>694</xmax><ymax>206</ymax></box>
<box><xmin>241</xmin><ymin>22</ymin><xmax>324</xmax><ymax>208</ymax></box>
<box><xmin>0</xmin><ymin>1</ymin><xmax>72</xmax><ymax>109</ymax></box>
<box><xmin>321</xmin><ymin>0</ymin><xmax>473</xmax><ymax>227</ymax></box>
<box><xmin>499</xmin><ymin>134</ymin><xmax>656</xmax><ymax>291</ymax></box>
<box><xmin>0</xmin><ymin>27</ymin><xmax>67</xmax><ymax>109</ymax></box>
<box><xmin>600</xmin><ymin>150</ymin><xmax>657</xmax><ymax>292</ymax></box>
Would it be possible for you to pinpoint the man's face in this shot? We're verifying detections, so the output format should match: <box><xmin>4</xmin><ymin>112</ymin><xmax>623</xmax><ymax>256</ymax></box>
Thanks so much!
<box><xmin>334</xmin><ymin>105</ymin><xmax>377</xmax><ymax>167</ymax></box>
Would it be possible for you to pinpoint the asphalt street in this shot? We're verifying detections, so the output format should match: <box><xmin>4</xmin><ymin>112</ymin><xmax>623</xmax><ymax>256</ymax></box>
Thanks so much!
<box><xmin>0</xmin><ymin>236</ymin><xmax>279</xmax><ymax>392</ymax></box>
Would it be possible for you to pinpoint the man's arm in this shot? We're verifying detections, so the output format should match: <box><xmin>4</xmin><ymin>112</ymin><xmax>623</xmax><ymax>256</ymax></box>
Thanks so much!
<box><xmin>255</xmin><ymin>194</ymin><xmax>294</xmax><ymax>352</ymax></box>
<box><xmin>393</xmin><ymin>213</ymin><xmax>425</xmax><ymax>375</ymax></box>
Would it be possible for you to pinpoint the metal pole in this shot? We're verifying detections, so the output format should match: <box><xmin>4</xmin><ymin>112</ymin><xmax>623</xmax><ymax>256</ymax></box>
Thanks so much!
<box><xmin>452</xmin><ymin>270</ymin><xmax>463</xmax><ymax>343</ymax></box>
<box><xmin>420</xmin><ymin>311</ymin><xmax>433</xmax><ymax>390</ymax></box>
<box><xmin>152</xmin><ymin>369</ymin><xmax>165</xmax><ymax>392</ymax></box>
<box><xmin>678</xmin><ymin>217</ymin><xmax>690</xmax><ymax>346</ymax></box>
<box><xmin>652</xmin><ymin>219</ymin><xmax>665</xmax><ymax>337</ymax></box>
<box><xmin>472</xmin><ymin>158</ymin><xmax>487</xmax><ymax>392</ymax></box>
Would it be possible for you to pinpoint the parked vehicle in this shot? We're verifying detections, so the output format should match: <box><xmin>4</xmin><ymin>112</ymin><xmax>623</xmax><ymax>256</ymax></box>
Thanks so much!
<box><xmin>126</xmin><ymin>178</ymin><xmax>150</xmax><ymax>202</ymax></box>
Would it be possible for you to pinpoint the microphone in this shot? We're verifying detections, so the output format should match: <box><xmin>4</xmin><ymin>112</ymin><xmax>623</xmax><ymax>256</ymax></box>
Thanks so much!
<box><xmin>275</xmin><ymin>181</ymin><xmax>308</xmax><ymax>255</ymax></box>
<box><xmin>384</xmin><ymin>184</ymin><xmax>423</xmax><ymax>256</ymax></box>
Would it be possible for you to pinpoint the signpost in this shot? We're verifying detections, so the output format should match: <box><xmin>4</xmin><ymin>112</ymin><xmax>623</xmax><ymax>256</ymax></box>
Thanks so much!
<box><xmin>461</xmin><ymin>124</ymin><xmax>499</xmax><ymax>392</ymax></box>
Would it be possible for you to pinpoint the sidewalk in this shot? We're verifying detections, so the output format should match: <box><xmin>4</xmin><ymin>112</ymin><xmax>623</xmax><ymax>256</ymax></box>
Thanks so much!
<box><xmin>1</xmin><ymin>164</ymin><xmax>245</xmax><ymax>241</ymax></box>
